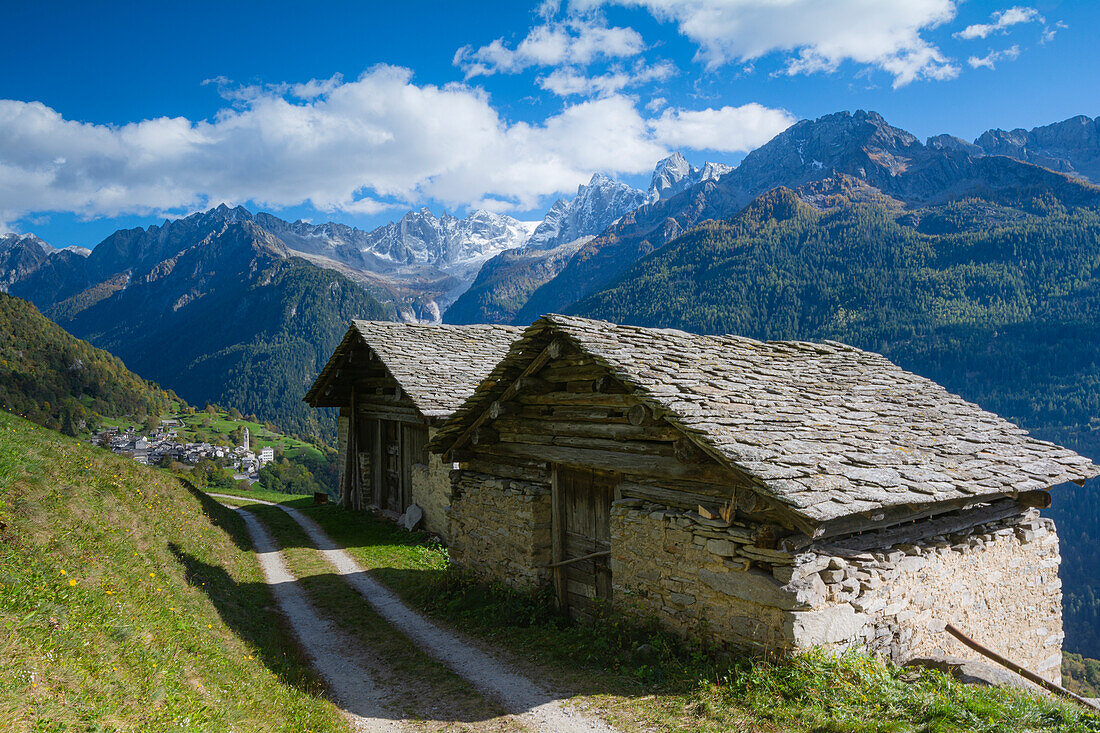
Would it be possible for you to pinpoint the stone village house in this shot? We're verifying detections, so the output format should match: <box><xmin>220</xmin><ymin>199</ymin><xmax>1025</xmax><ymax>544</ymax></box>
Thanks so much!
<box><xmin>305</xmin><ymin>321</ymin><xmax>521</xmax><ymax>537</ymax></box>
<box><xmin>426</xmin><ymin>314</ymin><xmax>1100</xmax><ymax>683</ymax></box>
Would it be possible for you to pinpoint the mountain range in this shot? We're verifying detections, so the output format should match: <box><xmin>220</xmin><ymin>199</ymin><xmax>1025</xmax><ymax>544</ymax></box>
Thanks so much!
<box><xmin>509</xmin><ymin>111</ymin><xmax>1100</xmax><ymax>325</ymax></box>
<box><xmin>445</xmin><ymin>153</ymin><xmax>730</xmax><ymax>324</ymax></box>
<box><xmin>3</xmin><ymin>109</ymin><xmax>1100</xmax><ymax>656</ymax></box>
<box><xmin>2</xmin><ymin>210</ymin><xmax>391</xmax><ymax>436</ymax></box>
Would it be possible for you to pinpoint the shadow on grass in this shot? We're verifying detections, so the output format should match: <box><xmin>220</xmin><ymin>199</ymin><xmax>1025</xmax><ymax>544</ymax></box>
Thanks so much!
<box><xmin>177</xmin><ymin>478</ymin><xmax>253</xmax><ymax>551</ymax></box>
<box><xmin>168</xmin><ymin>542</ymin><xmax>328</xmax><ymax>699</ymax></box>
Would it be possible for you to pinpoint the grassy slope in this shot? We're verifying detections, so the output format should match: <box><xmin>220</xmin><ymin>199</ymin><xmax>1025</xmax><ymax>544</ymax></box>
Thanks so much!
<box><xmin>0</xmin><ymin>411</ymin><xmax>348</xmax><ymax>732</ymax></box>
<box><xmin>240</xmin><ymin>497</ymin><xmax>1099</xmax><ymax>733</ymax></box>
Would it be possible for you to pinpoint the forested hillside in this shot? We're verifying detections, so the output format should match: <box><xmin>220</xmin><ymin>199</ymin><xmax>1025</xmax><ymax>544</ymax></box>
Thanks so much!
<box><xmin>0</xmin><ymin>292</ymin><xmax>176</xmax><ymax>434</ymax></box>
<box><xmin>571</xmin><ymin>188</ymin><xmax>1100</xmax><ymax>656</ymax></box>
<box><xmin>10</xmin><ymin>214</ymin><xmax>393</xmax><ymax>439</ymax></box>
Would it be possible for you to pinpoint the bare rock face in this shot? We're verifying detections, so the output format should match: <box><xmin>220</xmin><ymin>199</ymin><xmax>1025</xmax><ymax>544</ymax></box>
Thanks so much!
<box><xmin>974</xmin><ymin>115</ymin><xmax>1100</xmax><ymax>184</ymax></box>
<box><xmin>526</xmin><ymin>173</ymin><xmax>647</xmax><ymax>250</ymax></box>
<box><xmin>0</xmin><ymin>233</ymin><xmax>51</xmax><ymax>292</ymax></box>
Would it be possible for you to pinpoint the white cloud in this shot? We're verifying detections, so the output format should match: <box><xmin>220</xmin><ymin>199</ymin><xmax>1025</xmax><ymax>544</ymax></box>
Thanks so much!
<box><xmin>1041</xmin><ymin>20</ymin><xmax>1067</xmax><ymax>44</ymax></box>
<box><xmin>455</xmin><ymin>18</ymin><xmax>645</xmax><ymax>78</ymax></box>
<box><xmin>0</xmin><ymin>66</ymin><xmax>795</xmax><ymax>224</ymax></box>
<box><xmin>967</xmin><ymin>44</ymin><xmax>1021</xmax><ymax>70</ymax></box>
<box><xmin>574</xmin><ymin>0</ymin><xmax>960</xmax><ymax>87</ymax></box>
<box><xmin>538</xmin><ymin>60</ymin><xmax>675</xmax><ymax>97</ymax></box>
<box><xmin>956</xmin><ymin>6</ymin><xmax>1041</xmax><ymax>40</ymax></box>
<box><xmin>649</xmin><ymin>103</ymin><xmax>797</xmax><ymax>152</ymax></box>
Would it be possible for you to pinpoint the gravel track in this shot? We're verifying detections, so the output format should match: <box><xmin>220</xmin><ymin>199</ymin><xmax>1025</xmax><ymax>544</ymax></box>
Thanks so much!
<box><xmin>212</xmin><ymin>494</ymin><xmax>616</xmax><ymax>733</ymax></box>
<box><xmin>233</xmin><ymin>506</ymin><xmax>403</xmax><ymax>732</ymax></box>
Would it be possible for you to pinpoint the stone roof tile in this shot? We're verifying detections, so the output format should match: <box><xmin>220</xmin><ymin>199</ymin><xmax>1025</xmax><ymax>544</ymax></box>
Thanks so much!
<box><xmin>305</xmin><ymin>321</ymin><xmax>522</xmax><ymax>418</ymax></box>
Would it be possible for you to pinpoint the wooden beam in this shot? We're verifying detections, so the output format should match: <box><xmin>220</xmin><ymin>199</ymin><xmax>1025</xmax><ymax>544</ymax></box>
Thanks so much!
<box><xmin>476</xmin><ymin>442</ymin><xmax>736</xmax><ymax>483</ymax></box>
<box><xmin>488</xmin><ymin>400</ymin><xmax>520</xmax><ymax>419</ymax></box>
<box><xmin>944</xmin><ymin>624</ymin><xmax>1100</xmax><ymax>713</ymax></box>
<box><xmin>515</xmin><ymin>377</ymin><xmax>553</xmax><ymax>395</ymax></box>
<box><xmin>812</xmin><ymin>496</ymin><xmax>994</xmax><ymax>541</ymax></box>
<box><xmin>817</xmin><ymin>499</ymin><xmax>1028</xmax><ymax>554</ymax></box>
<box><xmin>490</xmin><ymin>417</ymin><xmax>680</xmax><ymax>442</ymax></box>
<box><xmin>539</xmin><ymin>549</ymin><xmax>610</xmax><ymax>569</ymax></box>
<box><xmin>627</xmin><ymin>403</ymin><xmax>651</xmax><ymax>426</ymax></box>
<box><xmin>446</xmin><ymin>337</ymin><xmax>566</xmax><ymax>455</ymax></box>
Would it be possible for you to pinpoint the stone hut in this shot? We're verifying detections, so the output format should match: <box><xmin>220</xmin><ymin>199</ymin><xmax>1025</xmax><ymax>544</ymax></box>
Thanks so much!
<box><xmin>427</xmin><ymin>314</ymin><xmax>1098</xmax><ymax>682</ymax></box>
<box><xmin>305</xmin><ymin>320</ymin><xmax>521</xmax><ymax>537</ymax></box>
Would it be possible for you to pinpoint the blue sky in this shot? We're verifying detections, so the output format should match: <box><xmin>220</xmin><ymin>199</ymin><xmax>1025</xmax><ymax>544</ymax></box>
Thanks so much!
<box><xmin>1</xmin><ymin>0</ymin><xmax>1096</xmax><ymax>248</ymax></box>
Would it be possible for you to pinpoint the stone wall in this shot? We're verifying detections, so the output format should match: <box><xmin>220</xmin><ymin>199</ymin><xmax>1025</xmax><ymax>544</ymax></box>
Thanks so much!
<box><xmin>409</xmin><ymin>428</ymin><xmax>453</xmax><ymax>538</ymax></box>
<box><xmin>447</xmin><ymin>469</ymin><xmax>553</xmax><ymax>588</ymax></box>
<box><xmin>611</xmin><ymin>499</ymin><xmax>1063</xmax><ymax>682</ymax></box>
<box><xmin>831</xmin><ymin>510</ymin><xmax>1063</xmax><ymax>683</ymax></box>
<box><xmin>611</xmin><ymin>499</ymin><xmax>812</xmax><ymax>652</ymax></box>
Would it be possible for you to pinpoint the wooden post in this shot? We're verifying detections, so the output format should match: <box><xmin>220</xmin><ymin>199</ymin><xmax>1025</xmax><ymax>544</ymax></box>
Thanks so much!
<box><xmin>944</xmin><ymin>624</ymin><xmax>1100</xmax><ymax>713</ymax></box>
<box><xmin>550</xmin><ymin>466</ymin><xmax>566</xmax><ymax>611</ymax></box>
<box><xmin>344</xmin><ymin>386</ymin><xmax>357</xmax><ymax>509</ymax></box>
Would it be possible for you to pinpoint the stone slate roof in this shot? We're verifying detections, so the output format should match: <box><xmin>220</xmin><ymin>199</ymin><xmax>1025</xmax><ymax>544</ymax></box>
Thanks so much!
<box><xmin>431</xmin><ymin>314</ymin><xmax>1099</xmax><ymax>524</ymax></box>
<box><xmin>305</xmin><ymin>321</ymin><xmax>523</xmax><ymax>419</ymax></box>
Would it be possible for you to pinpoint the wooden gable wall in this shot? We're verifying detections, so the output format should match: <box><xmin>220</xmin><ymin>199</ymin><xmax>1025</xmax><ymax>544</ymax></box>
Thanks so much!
<box><xmin>452</xmin><ymin>340</ymin><xmax>799</xmax><ymax>532</ymax></box>
<box><xmin>327</xmin><ymin>338</ymin><xmax>431</xmax><ymax>512</ymax></box>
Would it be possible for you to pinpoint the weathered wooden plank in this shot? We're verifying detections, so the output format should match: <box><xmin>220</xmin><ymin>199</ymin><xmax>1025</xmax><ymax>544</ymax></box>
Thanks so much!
<box><xmin>490</xmin><ymin>417</ymin><xmax>680</xmax><ymax>442</ymax></box>
<box><xmin>355</xmin><ymin>409</ymin><xmax>426</xmax><ymax>425</ymax></box>
<box><xmin>551</xmin><ymin>469</ymin><xmax>566</xmax><ymax>610</ymax></box>
<box><xmin>517</xmin><ymin>392</ymin><xmax>634</xmax><ymax>407</ymax></box>
<box><xmin>518</xmin><ymin>405</ymin><xmax>631</xmax><ymax>423</ymax></box>
<box><xmin>479</xmin><ymin>442</ymin><xmax>735</xmax><ymax>482</ymax></box>
<box><xmin>617</xmin><ymin>481</ymin><xmax>732</xmax><ymax>507</ymax></box>
<box><xmin>537</xmin><ymin>363</ymin><xmax>608</xmax><ymax>383</ymax></box>
<box><xmin>515</xmin><ymin>377</ymin><xmax>552</xmax><ymax>395</ymax></box>
<box><xmin>817</xmin><ymin>499</ymin><xmax>1029</xmax><ymax>554</ymax></box>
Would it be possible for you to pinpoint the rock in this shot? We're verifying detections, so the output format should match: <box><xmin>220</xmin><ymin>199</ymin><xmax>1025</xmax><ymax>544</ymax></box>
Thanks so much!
<box><xmin>904</xmin><ymin>654</ymin><xmax>1043</xmax><ymax>693</ymax></box>
<box><xmin>698</xmin><ymin>568</ymin><xmax>806</xmax><ymax>610</ymax></box>
<box><xmin>402</xmin><ymin>503</ymin><xmax>424</xmax><ymax>531</ymax></box>
<box><xmin>633</xmin><ymin>643</ymin><xmax>658</xmax><ymax>663</ymax></box>
<box><xmin>785</xmin><ymin>605</ymin><xmax>870</xmax><ymax>647</ymax></box>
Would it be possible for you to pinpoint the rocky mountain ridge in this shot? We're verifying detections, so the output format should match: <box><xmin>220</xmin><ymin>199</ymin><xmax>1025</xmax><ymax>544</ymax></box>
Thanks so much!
<box><xmin>927</xmin><ymin>115</ymin><xmax>1099</xmax><ymax>184</ymax></box>
<box><xmin>512</xmin><ymin>110</ymin><xmax>1100</xmax><ymax>324</ymax></box>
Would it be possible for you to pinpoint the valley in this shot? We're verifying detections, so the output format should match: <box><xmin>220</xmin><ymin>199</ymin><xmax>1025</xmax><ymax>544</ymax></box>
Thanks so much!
<box><xmin>3</xmin><ymin>108</ymin><xmax>1100</xmax><ymax>728</ymax></box>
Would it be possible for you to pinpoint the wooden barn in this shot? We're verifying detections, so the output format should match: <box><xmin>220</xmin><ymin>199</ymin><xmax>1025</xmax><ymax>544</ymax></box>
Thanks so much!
<box><xmin>428</xmin><ymin>314</ymin><xmax>1098</xmax><ymax>682</ymax></box>
<box><xmin>305</xmin><ymin>320</ymin><xmax>521</xmax><ymax>536</ymax></box>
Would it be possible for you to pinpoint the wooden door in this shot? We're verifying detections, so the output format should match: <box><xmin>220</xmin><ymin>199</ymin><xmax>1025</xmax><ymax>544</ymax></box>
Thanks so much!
<box><xmin>553</xmin><ymin>466</ymin><xmax>617</xmax><ymax>618</ymax></box>
<box><xmin>376</xmin><ymin>419</ymin><xmax>403</xmax><ymax>513</ymax></box>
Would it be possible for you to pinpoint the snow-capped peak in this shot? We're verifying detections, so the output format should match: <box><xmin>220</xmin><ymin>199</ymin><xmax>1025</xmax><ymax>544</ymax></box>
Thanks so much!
<box><xmin>646</xmin><ymin>152</ymin><xmax>732</xmax><ymax>203</ymax></box>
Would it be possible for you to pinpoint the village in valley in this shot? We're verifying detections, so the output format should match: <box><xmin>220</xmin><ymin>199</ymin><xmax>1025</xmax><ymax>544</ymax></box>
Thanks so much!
<box><xmin>91</xmin><ymin>421</ymin><xmax>275</xmax><ymax>477</ymax></box>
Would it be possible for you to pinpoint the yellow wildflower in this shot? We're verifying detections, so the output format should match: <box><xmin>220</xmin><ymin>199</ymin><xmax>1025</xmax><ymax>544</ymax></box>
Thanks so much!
<box><xmin>68</xmin><ymin>579</ymin><xmax>76</xmax><ymax>587</ymax></box>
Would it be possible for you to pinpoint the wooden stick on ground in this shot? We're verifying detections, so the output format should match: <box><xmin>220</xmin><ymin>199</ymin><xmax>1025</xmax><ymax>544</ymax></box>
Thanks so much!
<box><xmin>944</xmin><ymin>624</ymin><xmax>1100</xmax><ymax>713</ymax></box>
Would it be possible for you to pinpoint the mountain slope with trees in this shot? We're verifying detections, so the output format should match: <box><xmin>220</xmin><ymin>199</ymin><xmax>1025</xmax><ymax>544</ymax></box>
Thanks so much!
<box><xmin>0</xmin><ymin>291</ymin><xmax>177</xmax><ymax>435</ymax></box>
<box><xmin>7</xmin><ymin>212</ymin><xmax>392</xmax><ymax>438</ymax></box>
<box><xmin>514</xmin><ymin>111</ymin><xmax>1100</xmax><ymax>325</ymax></box>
